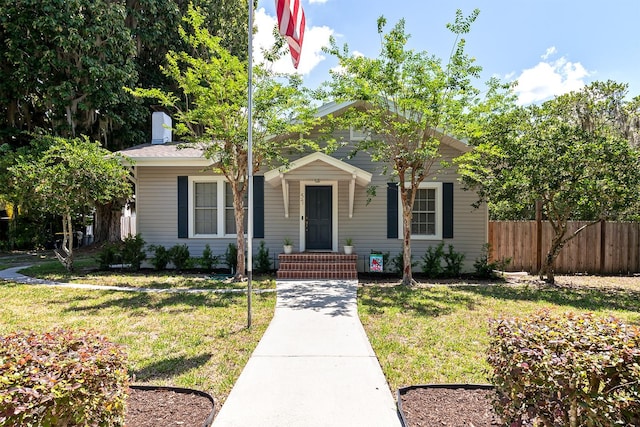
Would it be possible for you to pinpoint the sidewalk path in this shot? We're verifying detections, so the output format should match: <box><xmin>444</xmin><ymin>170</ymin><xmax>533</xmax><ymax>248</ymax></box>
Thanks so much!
<box><xmin>0</xmin><ymin>266</ymin><xmax>273</xmax><ymax>294</ymax></box>
<box><xmin>212</xmin><ymin>279</ymin><xmax>401</xmax><ymax>427</ymax></box>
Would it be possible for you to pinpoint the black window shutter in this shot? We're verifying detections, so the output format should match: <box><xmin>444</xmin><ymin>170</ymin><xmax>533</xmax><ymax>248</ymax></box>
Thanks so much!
<box><xmin>443</xmin><ymin>182</ymin><xmax>454</xmax><ymax>239</ymax></box>
<box><xmin>253</xmin><ymin>176</ymin><xmax>265</xmax><ymax>239</ymax></box>
<box><xmin>387</xmin><ymin>183</ymin><xmax>399</xmax><ymax>238</ymax></box>
<box><xmin>177</xmin><ymin>176</ymin><xmax>188</xmax><ymax>238</ymax></box>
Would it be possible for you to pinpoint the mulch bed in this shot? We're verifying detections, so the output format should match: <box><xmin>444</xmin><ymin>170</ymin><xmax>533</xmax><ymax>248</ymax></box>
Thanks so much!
<box><xmin>399</xmin><ymin>387</ymin><xmax>502</xmax><ymax>427</ymax></box>
<box><xmin>126</xmin><ymin>387</ymin><xmax>214</xmax><ymax>427</ymax></box>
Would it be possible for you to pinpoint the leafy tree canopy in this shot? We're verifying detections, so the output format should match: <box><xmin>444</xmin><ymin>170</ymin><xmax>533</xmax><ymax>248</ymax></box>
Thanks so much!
<box><xmin>457</xmin><ymin>80</ymin><xmax>640</xmax><ymax>282</ymax></box>
<box><xmin>320</xmin><ymin>10</ymin><xmax>510</xmax><ymax>285</ymax></box>
<box><xmin>129</xmin><ymin>4</ymin><xmax>317</xmax><ymax>278</ymax></box>
<box><xmin>9</xmin><ymin>135</ymin><xmax>132</xmax><ymax>270</ymax></box>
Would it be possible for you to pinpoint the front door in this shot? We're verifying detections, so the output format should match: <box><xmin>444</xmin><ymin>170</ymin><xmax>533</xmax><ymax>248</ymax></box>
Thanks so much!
<box><xmin>305</xmin><ymin>186</ymin><xmax>332</xmax><ymax>250</ymax></box>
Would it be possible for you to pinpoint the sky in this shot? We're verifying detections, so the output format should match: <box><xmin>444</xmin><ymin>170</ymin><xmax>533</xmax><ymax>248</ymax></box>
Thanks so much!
<box><xmin>253</xmin><ymin>0</ymin><xmax>640</xmax><ymax>105</ymax></box>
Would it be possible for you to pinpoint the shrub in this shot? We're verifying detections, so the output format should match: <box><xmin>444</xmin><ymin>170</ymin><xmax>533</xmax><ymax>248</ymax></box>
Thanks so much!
<box><xmin>148</xmin><ymin>244</ymin><xmax>170</xmax><ymax>270</ymax></box>
<box><xmin>97</xmin><ymin>243</ymin><xmax>121</xmax><ymax>270</ymax></box>
<box><xmin>254</xmin><ymin>241</ymin><xmax>271</xmax><ymax>274</ymax></box>
<box><xmin>421</xmin><ymin>242</ymin><xmax>445</xmax><ymax>278</ymax></box>
<box><xmin>0</xmin><ymin>329</ymin><xmax>129</xmax><ymax>427</ymax></box>
<box><xmin>121</xmin><ymin>234</ymin><xmax>146</xmax><ymax>270</ymax></box>
<box><xmin>443</xmin><ymin>244</ymin><xmax>465</xmax><ymax>277</ymax></box>
<box><xmin>474</xmin><ymin>243</ymin><xmax>511</xmax><ymax>279</ymax></box>
<box><xmin>390</xmin><ymin>251</ymin><xmax>418</xmax><ymax>275</ymax></box>
<box><xmin>199</xmin><ymin>244</ymin><xmax>218</xmax><ymax>272</ymax></box>
<box><xmin>168</xmin><ymin>244</ymin><xmax>191</xmax><ymax>271</ymax></box>
<box><xmin>488</xmin><ymin>310</ymin><xmax>640</xmax><ymax>427</ymax></box>
<box><xmin>224</xmin><ymin>243</ymin><xmax>238</xmax><ymax>273</ymax></box>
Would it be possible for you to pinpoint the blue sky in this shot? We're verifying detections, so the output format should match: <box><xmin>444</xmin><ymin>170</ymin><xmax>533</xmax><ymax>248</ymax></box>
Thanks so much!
<box><xmin>254</xmin><ymin>0</ymin><xmax>640</xmax><ymax>104</ymax></box>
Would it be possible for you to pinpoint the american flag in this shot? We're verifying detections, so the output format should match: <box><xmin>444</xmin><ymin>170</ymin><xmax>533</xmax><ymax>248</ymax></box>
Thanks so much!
<box><xmin>275</xmin><ymin>0</ymin><xmax>306</xmax><ymax>69</ymax></box>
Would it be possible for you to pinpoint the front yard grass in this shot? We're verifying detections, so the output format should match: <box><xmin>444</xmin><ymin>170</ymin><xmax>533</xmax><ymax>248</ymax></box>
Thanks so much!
<box><xmin>358</xmin><ymin>275</ymin><xmax>640</xmax><ymax>393</ymax></box>
<box><xmin>0</xmin><ymin>282</ymin><xmax>275</xmax><ymax>405</ymax></box>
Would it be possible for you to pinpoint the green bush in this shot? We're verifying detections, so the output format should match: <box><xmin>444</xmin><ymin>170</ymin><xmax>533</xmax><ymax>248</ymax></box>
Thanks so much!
<box><xmin>390</xmin><ymin>251</ymin><xmax>418</xmax><ymax>275</ymax></box>
<box><xmin>254</xmin><ymin>241</ymin><xmax>271</xmax><ymax>274</ymax></box>
<box><xmin>97</xmin><ymin>243</ymin><xmax>121</xmax><ymax>270</ymax></box>
<box><xmin>443</xmin><ymin>244</ymin><xmax>465</xmax><ymax>277</ymax></box>
<box><xmin>488</xmin><ymin>310</ymin><xmax>640</xmax><ymax>427</ymax></box>
<box><xmin>121</xmin><ymin>234</ymin><xmax>146</xmax><ymax>270</ymax></box>
<box><xmin>224</xmin><ymin>243</ymin><xmax>238</xmax><ymax>273</ymax></box>
<box><xmin>474</xmin><ymin>243</ymin><xmax>510</xmax><ymax>279</ymax></box>
<box><xmin>148</xmin><ymin>244</ymin><xmax>170</xmax><ymax>270</ymax></box>
<box><xmin>0</xmin><ymin>329</ymin><xmax>129</xmax><ymax>427</ymax></box>
<box><xmin>169</xmin><ymin>244</ymin><xmax>191</xmax><ymax>271</ymax></box>
<box><xmin>421</xmin><ymin>242</ymin><xmax>445</xmax><ymax>278</ymax></box>
<box><xmin>199</xmin><ymin>244</ymin><xmax>218</xmax><ymax>272</ymax></box>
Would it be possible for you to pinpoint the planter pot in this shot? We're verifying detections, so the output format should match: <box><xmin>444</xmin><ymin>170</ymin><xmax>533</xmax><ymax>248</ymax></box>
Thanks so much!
<box><xmin>396</xmin><ymin>383</ymin><xmax>495</xmax><ymax>427</ymax></box>
<box><xmin>343</xmin><ymin>245</ymin><xmax>353</xmax><ymax>255</ymax></box>
<box><xmin>129</xmin><ymin>385</ymin><xmax>215</xmax><ymax>427</ymax></box>
<box><xmin>283</xmin><ymin>245</ymin><xmax>293</xmax><ymax>254</ymax></box>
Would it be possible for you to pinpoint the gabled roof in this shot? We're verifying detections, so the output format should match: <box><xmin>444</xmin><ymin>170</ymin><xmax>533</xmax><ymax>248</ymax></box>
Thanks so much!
<box><xmin>314</xmin><ymin>100</ymin><xmax>471</xmax><ymax>153</ymax></box>
<box><xmin>116</xmin><ymin>143</ymin><xmax>212</xmax><ymax>167</ymax></box>
<box><xmin>264</xmin><ymin>152</ymin><xmax>372</xmax><ymax>187</ymax></box>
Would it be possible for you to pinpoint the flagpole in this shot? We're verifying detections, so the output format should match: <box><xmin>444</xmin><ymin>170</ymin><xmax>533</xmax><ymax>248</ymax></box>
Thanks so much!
<box><xmin>246</xmin><ymin>0</ymin><xmax>254</xmax><ymax>329</ymax></box>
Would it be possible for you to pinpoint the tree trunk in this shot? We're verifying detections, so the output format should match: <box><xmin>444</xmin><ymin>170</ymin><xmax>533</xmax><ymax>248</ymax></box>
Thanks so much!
<box><xmin>94</xmin><ymin>201</ymin><xmax>123</xmax><ymax>243</ymax></box>
<box><xmin>233</xmin><ymin>183</ymin><xmax>246</xmax><ymax>280</ymax></box>
<box><xmin>54</xmin><ymin>211</ymin><xmax>74</xmax><ymax>271</ymax></box>
<box><xmin>399</xmin><ymin>185</ymin><xmax>415</xmax><ymax>286</ymax></box>
<box><xmin>538</xmin><ymin>235</ymin><xmax>564</xmax><ymax>284</ymax></box>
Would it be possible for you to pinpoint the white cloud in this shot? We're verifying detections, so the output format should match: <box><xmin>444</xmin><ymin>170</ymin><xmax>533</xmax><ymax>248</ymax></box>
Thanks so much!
<box><xmin>541</xmin><ymin>46</ymin><xmax>557</xmax><ymax>60</ymax></box>
<box><xmin>512</xmin><ymin>48</ymin><xmax>590</xmax><ymax>105</ymax></box>
<box><xmin>253</xmin><ymin>7</ymin><xmax>333</xmax><ymax>75</ymax></box>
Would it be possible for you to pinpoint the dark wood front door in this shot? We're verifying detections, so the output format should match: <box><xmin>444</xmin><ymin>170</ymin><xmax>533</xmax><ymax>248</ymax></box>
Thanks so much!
<box><xmin>305</xmin><ymin>186</ymin><xmax>332</xmax><ymax>250</ymax></box>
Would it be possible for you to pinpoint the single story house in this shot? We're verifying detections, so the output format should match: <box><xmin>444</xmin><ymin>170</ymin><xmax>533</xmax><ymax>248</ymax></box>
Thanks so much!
<box><xmin>117</xmin><ymin>103</ymin><xmax>487</xmax><ymax>278</ymax></box>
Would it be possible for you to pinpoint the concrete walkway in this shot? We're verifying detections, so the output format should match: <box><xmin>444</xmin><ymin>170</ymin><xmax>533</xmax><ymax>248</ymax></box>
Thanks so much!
<box><xmin>0</xmin><ymin>265</ymin><xmax>273</xmax><ymax>294</ymax></box>
<box><xmin>212</xmin><ymin>280</ymin><xmax>401</xmax><ymax>427</ymax></box>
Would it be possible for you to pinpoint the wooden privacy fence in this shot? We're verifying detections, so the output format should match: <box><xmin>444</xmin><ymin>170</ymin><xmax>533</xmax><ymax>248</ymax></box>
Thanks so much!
<box><xmin>489</xmin><ymin>221</ymin><xmax>640</xmax><ymax>274</ymax></box>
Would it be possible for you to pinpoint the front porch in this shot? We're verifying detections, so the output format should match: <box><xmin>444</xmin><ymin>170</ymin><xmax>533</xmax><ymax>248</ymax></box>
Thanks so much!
<box><xmin>277</xmin><ymin>253</ymin><xmax>358</xmax><ymax>280</ymax></box>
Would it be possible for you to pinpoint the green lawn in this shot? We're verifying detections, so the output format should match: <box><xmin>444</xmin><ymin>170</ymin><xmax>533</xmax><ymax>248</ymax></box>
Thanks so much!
<box><xmin>358</xmin><ymin>276</ymin><xmax>640</xmax><ymax>393</ymax></box>
<box><xmin>3</xmin><ymin>253</ymin><xmax>639</xmax><ymax>404</ymax></box>
<box><xmin>0</xmin><ymin>282</ymin><xmax>275</xmax><ymax>405</ymax></box>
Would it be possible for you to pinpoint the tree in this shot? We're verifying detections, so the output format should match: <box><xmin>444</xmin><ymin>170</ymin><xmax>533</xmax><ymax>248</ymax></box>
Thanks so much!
<box><xmin>457</xmin><ymin>81</ymin><xmax>640</xmax><ymax>283</ymax></box>
<box><xmin>130</xmin><ymin>5</ymin><xmax>316</xmax><ymax>279</ymax></box>
<box><xmin>322</xmin><ymin>10</ymin><xmax>499</xmax><ymax>286</ymax></box>
<box><xmin>10</xmin><ymin>136</ymin><xmax>132</xmax><ymax>271</ymax></box>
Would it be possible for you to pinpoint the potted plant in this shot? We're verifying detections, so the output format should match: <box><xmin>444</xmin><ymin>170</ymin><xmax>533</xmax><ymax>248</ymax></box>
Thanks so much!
<box><xmin>344</xmin><ymin>238</ymin><xmax>354</xmax><ymax>255</ymax></box>
<box><xmin>283</xmin><ymin>238</ymin><xmax>293</xmax><ymax>254</ymax></box>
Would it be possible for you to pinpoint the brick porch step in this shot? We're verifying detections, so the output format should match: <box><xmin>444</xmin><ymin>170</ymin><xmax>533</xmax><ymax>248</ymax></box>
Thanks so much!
<box><xmin>277</xmin><ymin>253</ymin><xmax>358</xmax><ymax>280</ymax></box>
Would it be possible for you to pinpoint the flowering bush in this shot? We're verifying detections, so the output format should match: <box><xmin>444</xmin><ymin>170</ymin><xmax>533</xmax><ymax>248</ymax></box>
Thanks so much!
<box><xmin>488</xmin><ymin>310</ymin><xmax>640</xmax><ymax>427</ymax></box>
<box><xmin>0</xmin><ymin>329</ymin><xmax>129</xmax><ymax>426</ymax></box>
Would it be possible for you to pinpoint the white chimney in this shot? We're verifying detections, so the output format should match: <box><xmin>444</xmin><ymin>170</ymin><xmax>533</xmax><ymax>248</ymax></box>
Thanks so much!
<box><xmin>151</xmin><ymin>112</ymin><xmax>172</xmax><ymax>144</ymax></box>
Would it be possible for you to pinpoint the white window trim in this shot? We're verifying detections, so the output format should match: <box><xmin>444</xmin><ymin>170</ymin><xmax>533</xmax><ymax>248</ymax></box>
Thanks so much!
<box><xmin>398</xmin><ymin>182</ymin><xmax>443</xmax><ymax>241</ymax></box>
<box><xmin>188</xmin><ymin>176</ymin><xmax>245</xmax><ymax>238</ymax></box>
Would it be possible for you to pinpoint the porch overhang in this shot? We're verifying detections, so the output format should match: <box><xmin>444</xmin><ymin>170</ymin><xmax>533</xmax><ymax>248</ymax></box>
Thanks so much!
<box><xmin>264</xmin><ymin>152</ymin><xmax>372</xmax><ymax>219</ymax></box>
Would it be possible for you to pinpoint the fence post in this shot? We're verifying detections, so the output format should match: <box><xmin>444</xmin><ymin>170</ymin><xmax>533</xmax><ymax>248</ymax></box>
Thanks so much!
<box><xmin>536</xmin><ymin>201</ymin><xmax>542</xmax><ymax>273</ymax></box>
<box><xmin>600</xmin><ymin>219</ymin><xmax>606</xmax><ymax>274</ymax></box>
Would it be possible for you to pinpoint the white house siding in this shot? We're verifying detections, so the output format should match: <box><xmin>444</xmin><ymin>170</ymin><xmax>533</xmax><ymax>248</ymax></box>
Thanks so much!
<box><xmin>135</xmin><ymin>136</ymin><xmax>486</xmax><ymax>272</ymax></box>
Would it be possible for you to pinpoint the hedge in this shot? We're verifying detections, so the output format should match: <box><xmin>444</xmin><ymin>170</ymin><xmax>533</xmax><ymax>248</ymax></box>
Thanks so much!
<box><xmin>0</xmin><ymin>329</ymin><xmax>129</xmax><ymax>426</ymax></box>
<box><xmin>488</xmin><ymin>310</ymin><xmax>640</xmax><ymax>426</ymax></box>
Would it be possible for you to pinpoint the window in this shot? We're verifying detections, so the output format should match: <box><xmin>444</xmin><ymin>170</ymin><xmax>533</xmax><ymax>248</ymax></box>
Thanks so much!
<box><xmin>350</xmin><ymin>126</ymin><xmax>370</xmax><ymax>141</ymax></box>
<box><xmin>194</xmin><ymin>182</ymin><xmax>217</xmax><ymax>235</ymax></box>
<box><xmin>225</xmin><ymin>182</ymin><xmax>247</xmax><ymax>235</ymax></box>
<box><xmin>412</xmin><ymin>188</ymin><xmax>436</xmax><ymax>235</ymax></box>
<box><xmin>188</xmin><ymin>177</ymin><xmax>247</xmax><ymax>237</ymax></box>
<box><xmin>399</xmin><ymin>182</ymin><xmax>443</xmax><ymax>240</ymax></box>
